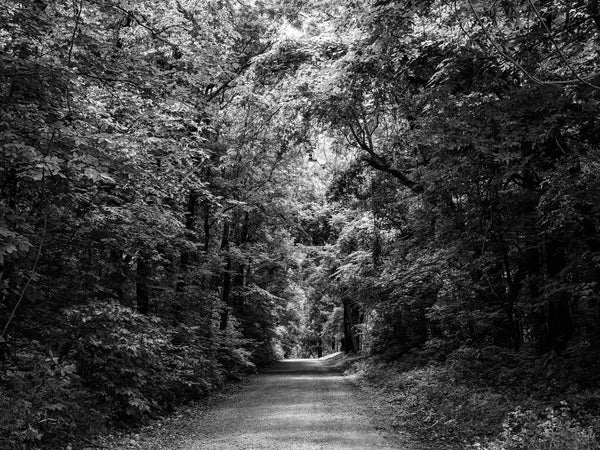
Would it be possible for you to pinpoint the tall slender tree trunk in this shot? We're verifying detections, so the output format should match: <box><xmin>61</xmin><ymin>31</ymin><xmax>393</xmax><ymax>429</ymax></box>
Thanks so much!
<box><xmin>219</xmin><ymin>221</ymin><xmax>231</xmax><ymax>331</ymax></box>
<box><xmin>204</xmin><ymin>203</ymin><xmax>211</xmax><ymax>252</ymax></box>
<box><xmin>185</xmin><ymin>190</ymin><xmax>198</xmax><ymax>230</ymax></box>
<box><xmin>108</xmin><ymin>248</ymin><xmax>125</xmax><ymax>303</ymax></box>
<box><xmin>136</xmin><ymin>253</ymin><xmax>150</xmax><ymax>315</ymax></box>
<box><xmin>233</xmin><ymin>211</ymin><xmax>249</xmax><ymax>286</ymax></box>
<box><xmin>545</xmin><ymin>239</ymin><xmax>573</xmax><ymax>352</ymax></box>
<box><xmin>342</xmin><ymin>297</ymin><xmax>360</xmax><ymax>353</ymax></box>
<box><xmin>177</xmin><ymin>189</ymin><xmax>199</xmax><ymax>293</ymax></box>
<box><xmin>502</xmin><ymin>247</ymin><xmax>523</xmax><ymax>350</ymax></box>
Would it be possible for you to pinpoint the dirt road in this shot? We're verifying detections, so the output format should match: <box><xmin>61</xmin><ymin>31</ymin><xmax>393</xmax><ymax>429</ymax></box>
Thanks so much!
<box><xmin>122</xmin><ymin>357</ymin><xmax>405</xmax><ymax>449</ymax></box>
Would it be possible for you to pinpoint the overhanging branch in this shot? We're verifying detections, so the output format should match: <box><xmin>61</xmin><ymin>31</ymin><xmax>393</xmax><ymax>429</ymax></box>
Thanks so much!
<box><xmin>361</xmin><ymin>155</ymin><xmax>423</xmax><ymax>194</ymax></box>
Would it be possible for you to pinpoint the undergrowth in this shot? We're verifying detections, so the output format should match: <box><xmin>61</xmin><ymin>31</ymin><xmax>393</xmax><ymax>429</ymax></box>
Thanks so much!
<box><xmin>342</xmin><ymin>346</ymin><xmax>600</xmax><ymax>449</ymax></box>
<box><xmin>0</xmin><ymin>302</ymin><xmax>256</xmax><ymax>449</ymax></box>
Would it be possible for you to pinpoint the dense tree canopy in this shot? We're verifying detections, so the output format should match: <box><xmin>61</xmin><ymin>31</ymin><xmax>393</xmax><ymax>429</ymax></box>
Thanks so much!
<box><xmin>296</xmin><ymin>0</ymin><xmax>600</xmax><ymax>357</ymax></box>
<box><xmin>2</xmin><ymin>0</ymin><xmax>600</xmax><ymax>448</ymax></box>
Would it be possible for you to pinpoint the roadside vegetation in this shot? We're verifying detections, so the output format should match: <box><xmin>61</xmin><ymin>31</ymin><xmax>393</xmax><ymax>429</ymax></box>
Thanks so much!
<box><xmin>3</xmin><ymin>0</ymin><xmax>600</xmax><ymax>449</ymax></box>
<box><xmin>336</xmin><ymin>349</ymin><xmax>600</xmax><ymax>449</ymax></box>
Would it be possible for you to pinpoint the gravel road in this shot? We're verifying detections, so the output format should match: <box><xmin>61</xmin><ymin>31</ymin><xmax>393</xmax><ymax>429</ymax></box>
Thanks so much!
<box><xmin>120</xmin><ymin>357</ymin><xmax>406</xmax><ymax>449</ymax></box>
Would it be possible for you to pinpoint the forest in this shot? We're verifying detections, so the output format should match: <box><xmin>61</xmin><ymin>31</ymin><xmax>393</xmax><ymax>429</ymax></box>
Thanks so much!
<box><xmin>2</xmin><ymin>0</ymin><xmax>600</xmax><ymax>448</ymax></box>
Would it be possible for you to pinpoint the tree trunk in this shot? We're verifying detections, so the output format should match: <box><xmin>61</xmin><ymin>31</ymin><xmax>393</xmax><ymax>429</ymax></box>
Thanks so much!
<box><xmin>177</xmin><ymin>190</ymin><xmax>199</xmax><ymax>292</ymax></box>
<box><xmin>342</xmin><ymin>297</ymin><xmax>360</xmax><ymax>353</ymax></box>
<box><xmin>204</xmin><ymin>203</ymin><xmax>211</xmax><ymax>252</ymax></box>
<box><xmin>136</xmin><ymin>254</ymin><xmax>150</xmax><ymax>315</ymax></box>
<box><xmin>545</xmin><ymin>239</ymin><xmax>573</xmax><ymax>353</ymax></box>
<box><xmin>219</xmin><ymin>221</ymin><xmax>231</xmax><ymax>331</ymax></box>
<box><xmin>502</xmin><ymin>247</ymin><xmax>523</xmax><ymax>350</ymax></box>
<box><xmin>185</xmin><ymin>190</ymin><xmax>198</xmax><ymax>230</ymax></box>
<box><xmin>233</xmin><ymin>211</ymin><xmax>249</xmax><ymax>286</ymax></box>
<box><xmin>108</xmin><ymin>248</ymin><xmax>125</xmax><ymax>303</ymax></box>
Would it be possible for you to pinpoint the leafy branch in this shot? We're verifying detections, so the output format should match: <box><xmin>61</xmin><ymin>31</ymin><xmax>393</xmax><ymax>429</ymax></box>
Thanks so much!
<box><xmin>1</xmin><ymin>174</ymin><xmax>48</xmax><ymax>339</ymax></box>
<box><xmin>466</xmin><ymin>0</ymin><xmax>600</xmax><ymax>89</ymax></box>
<box><xmin>525</xmin><ymin>0</ymin><xmax>600</xmax><ymax>90</ymax></box>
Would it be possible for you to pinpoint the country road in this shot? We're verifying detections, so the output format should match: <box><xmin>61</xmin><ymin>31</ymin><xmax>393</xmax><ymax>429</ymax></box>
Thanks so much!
<box><xmin>114</xmin><ymin>357</ymin><xmax>408</xmax><ymax>450</ymax></box>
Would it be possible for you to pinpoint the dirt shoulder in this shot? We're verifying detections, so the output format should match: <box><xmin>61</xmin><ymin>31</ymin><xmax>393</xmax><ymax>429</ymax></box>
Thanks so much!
<box><xmin>323</xmin><ymin>353</ymin><xmax>430</xmax><ymax>450</ymax></box>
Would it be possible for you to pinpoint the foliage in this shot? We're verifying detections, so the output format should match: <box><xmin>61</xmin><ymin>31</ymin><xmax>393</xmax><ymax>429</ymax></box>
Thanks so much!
<box><xmin>295</xmin><ymin>0</ymin><xmax>600</xmax><ymax>362</ymax></box>
<box><xmin>3</xmin><ymin>0</ymin><xmax>600</xmax><ymax>447</ymax></box>
<box><xmin>65</xmin><ymin>302</ymin><xmax>254</xmax><ymax>421</ymax></box>
<box><xmin>0</xmin><ymin>340</ymin><xmax>99</xmax><ymax>449</ymax></box>
<box><xmin>476</xmin><ymin>404</ymin><xmax>599</xmax><ymax>450</ymax></box>
<box><xmin>0</xmin><ymin>0</ymin><xmax>309</xmax><ymax>447</ymax></box>
<box><xmin>343</xmin><ymin>350</ymin><xmax>600</xmax><ymax>449</ymax></box>
<box><xmin>0</xmin><ymin>302</ymin><xmax>256</xmax><ymax>449</ymax></box>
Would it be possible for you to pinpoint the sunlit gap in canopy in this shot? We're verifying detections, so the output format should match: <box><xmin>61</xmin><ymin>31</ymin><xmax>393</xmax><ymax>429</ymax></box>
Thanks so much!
<box><xmin>280</xmin><ymin>20</ymin><xmax>304</xmax><ymax>40</ymax></box>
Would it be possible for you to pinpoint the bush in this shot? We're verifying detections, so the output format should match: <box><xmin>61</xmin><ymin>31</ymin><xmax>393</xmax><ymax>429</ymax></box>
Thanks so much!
<box><xmin>346</xmin><ymin>348</ymin><xmax>600</xmax><ymax>449</ymax></box>
<box><xmin>65</xmin><ymin>302</ymin><xmax>254</xmax><ymax>423</ymax></box>
<box><xmin>347</xmin><ymin>357</ymin><xmax>510</xmax><ymax>445</ymax></box>
<box><xmin>475</xmin><ymin>403</ymin><xmax>599</xmax><ymax>450</ymax></box>
<box><xmin>0</xmin><ymin>302</ymin><xmax>257</xmax><ymax>449</ymax></box>
<box><xmin>0</xmin><ymin>341</ymin><xmax>101</xmax><ymax>449</ymax></box>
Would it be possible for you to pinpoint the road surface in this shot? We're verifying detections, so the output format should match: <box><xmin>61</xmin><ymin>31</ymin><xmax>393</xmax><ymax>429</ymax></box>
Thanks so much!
<box><xmin>124</xmin><ymin>357</ymin><xmax>406</xmax><ymax>449</ymax></box>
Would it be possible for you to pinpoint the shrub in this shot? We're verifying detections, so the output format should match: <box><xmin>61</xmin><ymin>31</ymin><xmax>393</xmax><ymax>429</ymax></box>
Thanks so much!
<box><xmin>348</xmin><ymin>357</ymin><xmax>510</xmax><ymax>445</ymax></box>
<box><xmin>0</xmin><ymin>341</ymin><xmax>100</xmax><ymax>449</ymax></box>
<box><xmin>475</xmin><ymin>403</ymin><xmax>599</xmax><ymax>450</ymax></box>
<box><xmin>348</xmin><ymin>348</ymin><xmax>600</xmax><ymax>449</ymax></box>
<box><xmin>64</xmin><ymin>302</ymin><xmax>255</xmax><ymax>423</ymax></box>
<box><xmin>1</xmin><ymin>301</ymin><xmax>258</xmax><ymax>449</ymax></box>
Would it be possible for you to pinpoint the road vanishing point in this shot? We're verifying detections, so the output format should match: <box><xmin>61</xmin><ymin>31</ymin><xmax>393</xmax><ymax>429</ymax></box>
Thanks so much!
<box><xmin>169</xmin><ymin>357</ymin><xmax>402</xmax><ymax>449</ymax></box>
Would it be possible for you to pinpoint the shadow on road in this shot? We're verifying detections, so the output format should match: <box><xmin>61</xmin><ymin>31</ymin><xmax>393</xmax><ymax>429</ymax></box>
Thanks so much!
<box><xmin>260</xmin><ymin>358</ymin><xmax>332</xmax><ymax>375</ymax></box>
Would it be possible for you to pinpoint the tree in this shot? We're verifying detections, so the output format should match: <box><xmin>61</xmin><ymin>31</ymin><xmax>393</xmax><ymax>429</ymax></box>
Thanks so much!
<box><xmin>291</xmin><ymin>0</ymin><xmax>600</xmax><ymax>356</ymax></box>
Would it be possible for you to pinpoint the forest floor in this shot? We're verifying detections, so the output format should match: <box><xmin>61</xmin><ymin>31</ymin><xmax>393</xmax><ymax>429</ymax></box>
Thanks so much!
<box><xmin>101</xmin><ymin>355</ymin><xmax>419</xmax><ymax>450</ymax></box>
